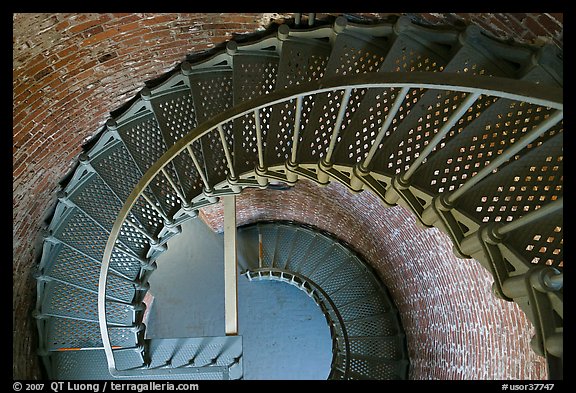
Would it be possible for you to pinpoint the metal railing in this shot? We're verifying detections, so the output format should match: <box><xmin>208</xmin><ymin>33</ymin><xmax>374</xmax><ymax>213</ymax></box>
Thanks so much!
<box><xmin>98</xmin><ymin>72</ymin><xmax>563</xmax><ymax>377</ymax></box>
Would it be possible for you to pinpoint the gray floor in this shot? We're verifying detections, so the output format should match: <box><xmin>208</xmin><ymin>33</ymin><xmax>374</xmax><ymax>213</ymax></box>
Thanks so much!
<box><xmin>145</xmin><ymin>218</ymin><xmax>332</xmax><ymax>380</ymax></box>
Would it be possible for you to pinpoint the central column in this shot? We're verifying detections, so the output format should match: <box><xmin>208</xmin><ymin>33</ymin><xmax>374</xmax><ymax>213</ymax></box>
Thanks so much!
<box><xmin>223</xmin><ymin>195</ymin><xmax>238</xmax><ymax>335</ymax></box>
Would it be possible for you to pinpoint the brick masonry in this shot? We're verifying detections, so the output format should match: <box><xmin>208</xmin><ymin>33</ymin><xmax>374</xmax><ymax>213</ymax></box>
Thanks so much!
<box><xmin>13</xmin><ymin>13</ymin><xmax>561</xmax><ymax>379</ymax></box>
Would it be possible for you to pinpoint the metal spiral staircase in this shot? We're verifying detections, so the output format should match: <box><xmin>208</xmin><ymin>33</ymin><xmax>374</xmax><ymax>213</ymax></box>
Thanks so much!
<box><xmin>34</xmin><ymin>14</ymin><xmax>563</xmax><ymax>380</ymax></box>
<box><xmin>238</xmin><ymin>221</ymin><xmax>409</xmax><ymax>379</ymax></box>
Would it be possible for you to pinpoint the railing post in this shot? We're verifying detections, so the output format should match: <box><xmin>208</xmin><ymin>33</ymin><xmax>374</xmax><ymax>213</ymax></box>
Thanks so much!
<box><xmin>160</xmin><ymin>167</ymin><xmax>189</xmax><ymax>208</ymax></box>
<box><xmin>318</xmin><ymin>88</ymin><xmax>353</xmax><ymax>184</ymax></box>
<box><xmin>224</xmin><ymin>195</ymin><xmax>238</xmax><ymax>336</ymax></box>
<box><xmin>308</xmin><ymin>13</ymin><xmax>316</xmax><ymax>27</ymax></box>
<box><xmin>496</xmin><ymin>198</ymin><xmax>563</xmax><ymax>237</ymax></box>
<box><xmin>350</xmin><ymin>86</ymin><xmax>410</xmax><ymax>191</ymax></box>
<box><xmin>293</xmin><ymin>13</ymin><xmax>301</xmax><ymax>27</ymax></box>
<box><xmin>184</xmin><ymin>145</ymin><xmax>218</xmax><ymax>203</ymax></box>
<box><xmin>254</xmin><ymin>108</ymin><xmax>268</xmax><ymax>187</ymax></box>
<box><xmin>217</xmin><ymin>125</ymin><xmax>241</xmax><ymax>193</ymax></box>
<box><xmin>286</xmin><ymin>95</ymin><xmax>304</xmax><ymax>183</ymax></box>
<box><xmin>140</xmin><ymin>192</ymin><xmax>172</xmax><ymax>225</ymax></box>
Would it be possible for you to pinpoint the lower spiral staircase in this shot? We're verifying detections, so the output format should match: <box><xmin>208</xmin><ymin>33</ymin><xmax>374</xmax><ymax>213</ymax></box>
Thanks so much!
<box><xmin>238</xmin><ymin>222</ymin><xmax>409</xmax><ymax>379</ymax></box>
<box><xmin>33</xmin><ymin>14</ymin><xmax>563</xmax><ymax>380</ymax></box>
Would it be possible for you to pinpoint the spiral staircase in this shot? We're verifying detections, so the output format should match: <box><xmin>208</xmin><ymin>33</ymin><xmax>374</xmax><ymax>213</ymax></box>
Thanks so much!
<box><xmin>237</xmin><ymin>221</ymin><xmax>409</xmax><ymax>379</ymax></box>
<box><xmin>33</xmin><ymin>14</ymin><xmax>563</xmax><ymax>380</ymax></box>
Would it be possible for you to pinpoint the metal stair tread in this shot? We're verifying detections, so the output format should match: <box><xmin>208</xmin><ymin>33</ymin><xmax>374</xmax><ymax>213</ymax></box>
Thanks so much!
<box><xmin>257</xmin><ymin>222</ymin><xmax>279</xmax><ymax>268</ymax></box>
<box><xmin>327</xmin><ymin>272</ymin><xmax>380</xmax><ymax>307</ymax></box>
<box><xmin>347</xmin><ymin>335</ymin><xmax>406</xmax><ymax>360</ymax></box>
<box><xmin>330</xmin><ymin>23</ymin><xmax>457</xmax><ymax>168</ymax></box>
<box><xmin>237</xmin><ymin>225</ymin><xmax>260</xmax><ymax>271</ymax></box>
<box><xmin>295</xmin><ymin>28</ymin><xmax>394</xmax><ymax>166</ymax></box>
<box><xmin>264</xmin><ymin>36</ymin><xmax>332</xmax><ymax>170</ymax></box>
<box><xmin>232</xmin><ymin>53</ymin><xmax>280</xmax><ymax>176</ymax></box>
<box><xmin>347</xmin><ymin>354</ymin><xmax>409</xmax><ymax>379</ymax></box>
<box><xmin>270</xmin><ymin>224</ymin><xmax>300</xmax><ymax>270</ymax></box>
<box><xmin>144</xmin><ymin>86</ymin><xmax>205</xmax><ymax>204</ymax></box>
<box><xmin>41</xmin><ymin>281</ymin><xmax>134</xmax><ymax>326</ymax></box>
<box><xmin>86</xmin><ymin>133</ymin><xmax>178</xmax><ymax>220</ymax></box>
<box><xmin>344</xmin><ymin>312</ymin><xmax>402</xmax><ymax>337</ymax></box>
<box><xmin>145</xmin><ymin>336</ymin><xmax>242</xmax><ymax>372</ymax></box>
<box><xmin>411</xmin><ymin>64</ymin><xmax>563</xmax><ymax>199</ymax></box>
<box><xmin>306</xmin><ymin>244</ymin><xmax>350</xmax><ymax>285</ymax></box>
<box><xmin>51</xmin><ymin>349</ymin><xmax>143</xmax><ymax>380</ymax></box>
<box><xmin>40</xmin><ymin>242</ymin><xmax>137</xmax><ymax>301</ymax></box>
<box><xmin>44</xmin><ymin>318</ymin><xmax>138</xmax><ymax>351</ymax></box>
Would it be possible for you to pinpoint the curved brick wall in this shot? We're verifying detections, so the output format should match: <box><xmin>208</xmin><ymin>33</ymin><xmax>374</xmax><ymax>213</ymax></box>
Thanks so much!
<box><xmin>199</xmin><ymin>180</ymin><xmax>548</xmax><ymax>379</ymax></box>
<box><xmin>13</xmin><ymin>13</ymin><xmax>562</xmax><ymax>379</ymax></box>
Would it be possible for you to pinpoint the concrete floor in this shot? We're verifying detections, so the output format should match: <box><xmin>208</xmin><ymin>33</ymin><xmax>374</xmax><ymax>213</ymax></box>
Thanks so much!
<box><xmin>145</xmin><ymin>217</ymin><xmax>332</xmax><ymax>380</ymax></box>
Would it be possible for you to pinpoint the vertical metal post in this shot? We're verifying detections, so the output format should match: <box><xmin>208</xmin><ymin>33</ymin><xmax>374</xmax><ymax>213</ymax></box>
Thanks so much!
<box><xmin>319</xmin><ymin>88</ymin><xmax>353</xmax><ymax>184</ymax></box>
<box><xmin>125</xmin><ymin>218</ymin><xmax>158</xmax><ymax>243</ymax></box>
<box><xmin>186</xmin><ymin>145</ymin><xmax>212</xmax><ymax>192</ymax></box>
<box><xmin>160</xmin><ymin>167</ymin><xmax>188</xmax><ymax>206</ymax></box>
<box><xmin>324</xmin><ymin>88</ymin><xmax>353</xmax><ymax>164</ymax></box>
<box><xmin>258</xmin><ymin>232</ymin><xmax>264</xmax><ymax>268</ymax></box>
<box><xmin>218</xmin><ymin>125</ymin><xmax>237</xmax><ymax>181</ymax></box>
<box><xmin>254</xmin><ymin>108</ymin><xmax>269</xmax><ymax>187</ymax></box>
<box><xmin>290</xmin><ymin>96</ymin><xmax>304</xmax><ymax>165</ymax></box>
<box><xmin>287</xmin><ymin>95</ymin><xmax>304</xmax><ymax>183</ymax></box>
<box><xmin>308</xmin><ymin>13</ymin><xmax>316</xmax><ymax>26</ymax></box>
<box><xmin>223</xmin><ymin>195</ymin><xmax>238</xmax><ymax>336</ymax></box>
<box><xmin>141</xmin><ymin>192</ymin><xmax>171</xmax><ymax>223</ymax></box>
<box><xmin>360</xmin><ymin>86</ymin><xmax>410</xmax><ymax>171</ymax></box>
<box><xmin>254</xmin><ymin>109</ymin><xmax>265</xmax><ymax>169</ymax></box>
<box><xmin>294</xmin><ymin>13</ymin><xmax>301</xmax><ymax>27</ymax></box>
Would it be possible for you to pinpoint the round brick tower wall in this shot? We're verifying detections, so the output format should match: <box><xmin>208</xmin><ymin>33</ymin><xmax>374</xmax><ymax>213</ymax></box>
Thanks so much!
<box><xmin>13</xmin><ymin>13</ymin><xmax>563</xmax><ymax>379</ymax></box>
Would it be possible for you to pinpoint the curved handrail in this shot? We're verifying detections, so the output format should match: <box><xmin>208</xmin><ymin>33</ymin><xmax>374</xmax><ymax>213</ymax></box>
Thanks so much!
<box><xmin>98</xmin><ymin>72</ymin><xmax>563</xmax><ymax>374</ymax></box>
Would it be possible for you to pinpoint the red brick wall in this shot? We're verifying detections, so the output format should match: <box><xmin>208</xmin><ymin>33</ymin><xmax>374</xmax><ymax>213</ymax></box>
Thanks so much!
<box><xmin>199</xmin><ymin>180</ymin><xmax>548</xmax><ymax>379</ymax></box>
<box><xmin>13</xmin><ymin>13</ymin><xmax>561</xmax><ymax>379</ymax></box>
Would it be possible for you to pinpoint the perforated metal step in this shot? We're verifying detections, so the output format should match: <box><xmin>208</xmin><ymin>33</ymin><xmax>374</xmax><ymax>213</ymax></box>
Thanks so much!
<box><xmin>296</xmin><ymin>26</ymin><xmax>394</xmax><ymax>166</ymax></box>
<box><xmin>144</xmin><ymin>77</ymin><xmax>205</xmax><ymax>203</ymax></box>
<box><xmin>265</xmin><ymin>34</ymin><xmax>332</xmax><ymax>170</ymax></box>
<box><xmin>232</xmin><ymin>51</ymin><xmax>280</xmax><ymax>176</ymax></box>
<box><xmin>43</xmin><ymin>318</ymin><xmax>139</xmax><ymax>351</ymax></box>
<box><xmin>40</xmin><ymin>281</ymin><xmax>135</xmax><ymax>326</ymax></box>
<box><xmin>51</xmin><ymin>336</ymin><xmax>243</xmax><ymax>380</ymax></box>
